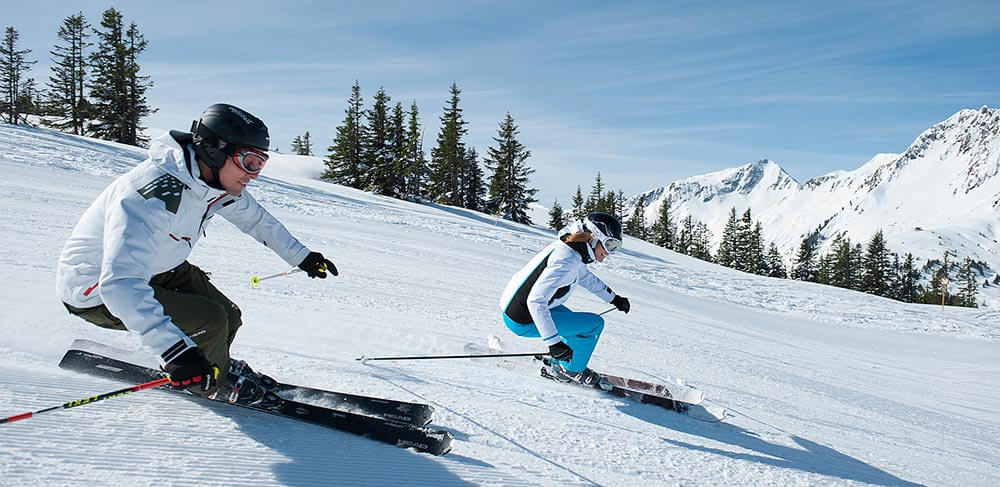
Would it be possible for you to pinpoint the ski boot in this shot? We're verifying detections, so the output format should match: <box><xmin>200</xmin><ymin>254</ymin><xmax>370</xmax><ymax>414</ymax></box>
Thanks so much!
<box><xmin>211</xmin><ymin>359</ymin><xmax>277</xmax><ymax>405</ymax></box>
<box><xmin>541</xmin><ymin>362</ymin><xmax>612</xmax><ymax>391</ymax></box>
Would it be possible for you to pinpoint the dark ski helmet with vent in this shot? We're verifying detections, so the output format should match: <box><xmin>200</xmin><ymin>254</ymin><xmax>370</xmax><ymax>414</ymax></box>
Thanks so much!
<box><xmin>584</xmin><ymin>212</ymin><xmax>623</xmax><ymax>253</ymax></box>
<box><xmin>191</xmin><ymin>104</ymin><xmax>270</xmax><ymax>169</ymax></box>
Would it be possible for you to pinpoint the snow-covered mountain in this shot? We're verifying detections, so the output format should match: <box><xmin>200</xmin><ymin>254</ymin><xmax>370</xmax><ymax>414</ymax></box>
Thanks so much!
<box><xmin>631</xmin><ymin>106</ymin><xmax>1000</xmax><ymax>274</ymax></box>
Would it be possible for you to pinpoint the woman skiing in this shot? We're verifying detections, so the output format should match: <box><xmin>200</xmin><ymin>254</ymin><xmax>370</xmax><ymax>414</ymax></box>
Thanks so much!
<box><xmin>499</xmin><ymin>212</ymin><xmax>630</xmax><ymax>387</ymax></box>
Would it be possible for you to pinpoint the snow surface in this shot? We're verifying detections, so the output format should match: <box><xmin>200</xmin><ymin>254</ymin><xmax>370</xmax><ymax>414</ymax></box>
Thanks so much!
<box><xmin>0</xmin><ymin>123</ymin><xmax>998</xmax><ymax>486</ymax></box>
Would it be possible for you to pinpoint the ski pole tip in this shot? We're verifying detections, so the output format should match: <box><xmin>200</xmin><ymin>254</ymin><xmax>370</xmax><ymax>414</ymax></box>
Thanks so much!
<box><xmin>250</xmin><ymin>276</ymin><xmax>260</xmax><ymax>287</ymax></box>
<box><xmin>356</xmin><ymin>356</ymin><xmax>369</xmax><ymax>364</ymax></box>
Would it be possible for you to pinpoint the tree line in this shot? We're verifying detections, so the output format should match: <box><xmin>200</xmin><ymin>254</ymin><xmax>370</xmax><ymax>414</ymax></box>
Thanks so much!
<box><xmin>791</xmin><ymin>231</ymin><xmax>982</xmax><ymax>307</ymax></box>
<box><xmin>1</xmin><ymin>8</ymin><xmax>155</xmax><ymax>146</ymax></box>
<box><xmin>316</xmin><ymin>81</ymin><xmax>538</xmax><ymax>224</ymax></box>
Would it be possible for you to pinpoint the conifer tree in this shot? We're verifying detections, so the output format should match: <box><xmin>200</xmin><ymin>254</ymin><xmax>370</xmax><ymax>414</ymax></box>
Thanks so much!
<box><xmin>791</xmin><ymin>235</ymin><xmax>818</xmax><ymax>281</ymax></box>
<box><xmin>925</xmin><ymin>252</ymin><xmax>952</xmax><ymax>305</ymax></box>
<box><xmin>89</xmin><ymin>9</ymin><xmax>155</xmax><ymax>145</ymax></box>
<box><xmin>716</xmin><ymin>208</ymin><xmax>739</xmax><ymax>268</ymax></box>
<box><xmin>401</xmin><ymin>101</ymin><xmax>427</xmax><ymax>199</ymax></box>
<box><xmin>428</xmin><ymin>83</ymin><xmax>468</xmax><ymax>206</ymax></box>
<box><xmin>829</xmin><ymin>234</ymin><xmax>855</xmax><ymax>289</ymax></box>
<box><xmin>570</xmin><ymin>186</ymin><xmax>585</xmax><ymax>220</ymax></box>
<box><xmin>586</xmin><ymin>173</ymin><xmax>606</xmax><ymax>213</ymax></box>
<box><xmin>747</xmin><ymin>221</ymin><xmax>767</xmax><ymax>275</ymax></box>
<box><xmin>324</xmin><ymin>81</ymin><xmax>365</xmax><ymax>187</ymax></box>
<box><xmin>484</xmin><ymin>112</ymin><xmax>537</xmax><ymax>223</ymax></box>
<box><xmin>614</xmin><ymin>190</ymin><xmax>626</xmax><ymax>221</ymax></box>
<box><xmin>290</xmin><ymin>131</ymin><xmax>314</xmax><ymax>155</ymax></box>
<box><xmin>766</xmin><ymin>243</ymin><xmax>787</xmax><ymax>278</ymax></box>
<box><xmin>625</xmin><ymin>199</ymin><xmax>647</xmax><ymax>240</ymax></box>
<box><xmin>649</xmin><ymin>198</ymin><xmax>675</xmax><ymax>250</ymax></box>
<box><xmin>690</xmin><ymin>221</ymin><xmax>714</xmax><ymax>261</ymax></box>
<box><xmin>957</xmin><ymin>257</ymin><xmax>978</xmax><ymax>307</ymax></box>
<box><xmin>0</xmin><ymin>26</ymin><xmax>36</xmax><ymax>124</ymax></box>
<box><xmin>861</xmin><ymin>230</ymin><xmax>892</xmax><ymax>296</ymax></box>
<box><xmin>896</xmin><ymin>253</ymin><xmax>920</xmax><ymax>302</ymax></box>
<box><xmin>387</xmin><ymin>102</ymin><xmax>407</xmax><ymax>197</ymax></box>
<box><xmin>677</xmin><ymin>215</ymin><xmax>694</xmax><ymax>255</ymax></box>
<box><xmin>460</xmin><ymin>147</ymin><xmax>486</xmax><ymax>211</ymax></box>
<box><xmin>45</xmin><ymin>13</ymin><xmax>91</xmax><ymax>134</ymax></box>
<box><xmin>548</xmin><ymin>199</ymin><xmax>565</xmax><ymax>230</ymax></box>
<box><xmin>365</xmin><ymin>87</ymin><xmax>393</xmax><ymax>196</ymax></box>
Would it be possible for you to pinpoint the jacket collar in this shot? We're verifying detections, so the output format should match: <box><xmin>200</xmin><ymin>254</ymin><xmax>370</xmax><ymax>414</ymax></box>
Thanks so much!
<box><xmin>149</xmin><ymin>131</ymin><xmax>226</xmax><ymax>200</ymax></box>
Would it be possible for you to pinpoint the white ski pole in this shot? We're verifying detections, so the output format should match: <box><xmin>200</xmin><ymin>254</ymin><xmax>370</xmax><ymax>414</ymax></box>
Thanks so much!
<box><xmin>250</xmin><ymin>268</ymin><xmax>302</xmax><ymax>287</ymax></box>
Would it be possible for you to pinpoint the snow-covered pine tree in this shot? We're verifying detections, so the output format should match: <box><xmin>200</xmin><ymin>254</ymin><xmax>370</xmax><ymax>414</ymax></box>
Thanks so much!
<box><xmin>324</xmin><ymin>81</ymin><xmax>366</xmax><ymax>187</ymax></box>
<box><xmin>44</xmin><ymin>13</ymin><xmax>91</xmax><ymax>135</ymax></box>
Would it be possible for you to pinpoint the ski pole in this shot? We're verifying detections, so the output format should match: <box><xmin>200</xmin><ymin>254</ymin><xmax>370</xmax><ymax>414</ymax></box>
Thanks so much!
<box><xmin>599</xmin><ymin>307</ymin><xmax>616</xmax><ymax>316</ymax></box>
<box><xmin>357</xmin><ymin>352</ymin><xmax>548</xmax><ymax>363</ymax></box>
<box><xmin>1</xmin><ymin>377</ymin><xmax>171</xmax><ymax>425</ymax></box>
<box><xmin>250</xmin><ymin>267</ymin><xmax>301</xmax><ymax>287</ymax></box>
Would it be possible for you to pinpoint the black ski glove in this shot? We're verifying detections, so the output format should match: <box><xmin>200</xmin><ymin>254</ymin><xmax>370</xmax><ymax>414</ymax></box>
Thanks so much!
<box><xmin>164</xmin><ymin>347</ymin><xmax>218</xmax><ymax>392</ymax></box>
<box><xmin>298</xmin><ymin>251</ymin><xmax>338</xmax><ymax>278</ymax></box>
<box><xmin>548</xmin><ymin>341</ymin><xmax>574</xmax><ymax>362</ymax></box>
<box><xmin>611</xmin><ymin>295</ymin><xmax>630</xmax><ymax>314</ymax></box>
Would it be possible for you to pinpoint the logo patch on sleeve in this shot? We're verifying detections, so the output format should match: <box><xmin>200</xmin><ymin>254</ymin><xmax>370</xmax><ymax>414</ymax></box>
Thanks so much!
<box><xmin>137</xmin><ymin>174</ymin><xmax>185</xmax><ymax>214</ymax></box>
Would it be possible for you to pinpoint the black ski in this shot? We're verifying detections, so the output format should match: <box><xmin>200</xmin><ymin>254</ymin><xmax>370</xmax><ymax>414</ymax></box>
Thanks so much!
<box><xmin>58</xmin><ymin>348</ymin><xmax>453</xmax><ymax>455</ymax></box>
<box><xmin>272</xmin><ymin>383</ymin><xmax>433</xmax><ymax>426</ymax></box>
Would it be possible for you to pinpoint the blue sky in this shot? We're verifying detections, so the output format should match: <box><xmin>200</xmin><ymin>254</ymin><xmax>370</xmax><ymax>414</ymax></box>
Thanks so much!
<box><xmin>5</xmin><ymin>0</ymin><xmax>999</xmax><ymax>205</ymax></box>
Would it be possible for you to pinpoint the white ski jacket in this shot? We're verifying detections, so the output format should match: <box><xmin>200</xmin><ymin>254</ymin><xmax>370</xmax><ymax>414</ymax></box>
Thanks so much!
<box><xmin>56</xmin><ymin>132</ymin><xmax>310</xmax><ymax>365</ymax></box>
<box><xmin>500</xmin><ymin>221</ymin><xmax>617</xmax><ymax>346</ymax></box>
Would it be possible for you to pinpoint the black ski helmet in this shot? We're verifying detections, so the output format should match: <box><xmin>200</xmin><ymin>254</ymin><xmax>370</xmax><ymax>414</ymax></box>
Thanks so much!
<box><xmin>191</xmin><ymin>103</ymin><xmax>270</xmax><ymax>169</ymax></box>
<box><xmin>584</xmin><ymin>212</ymin><xmax>623</xmax><ymax>251</ymax></box>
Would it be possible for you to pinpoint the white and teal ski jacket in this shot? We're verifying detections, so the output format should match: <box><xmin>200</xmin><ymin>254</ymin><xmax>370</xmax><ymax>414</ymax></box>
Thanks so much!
<box><xmin>56</xmin><ymin>132</ymin><xmax>310</xmax><ymax>365</ymax></box>
<box><xmin>500</xmin><ymin>221</ymin><xmax>617</xmax><ymax>346</ymax></box>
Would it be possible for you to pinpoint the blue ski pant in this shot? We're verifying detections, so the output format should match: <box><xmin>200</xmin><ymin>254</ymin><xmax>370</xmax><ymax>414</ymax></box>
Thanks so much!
<box><xmin>503</xmin><ymin>305</ymin><xmax>605</xmax><ymax>373</ymax></box>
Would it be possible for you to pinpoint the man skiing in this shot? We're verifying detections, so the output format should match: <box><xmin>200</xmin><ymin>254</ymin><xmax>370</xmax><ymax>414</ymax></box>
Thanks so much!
<box><xmin>56</xmin><ymin>103</ymin><xmax>336</xmax><ymax>404</ymax></box>
<box><xmin>500</xmin><ymin>212</ymin><xmax>630</xmax><ymax>387</ymax></box>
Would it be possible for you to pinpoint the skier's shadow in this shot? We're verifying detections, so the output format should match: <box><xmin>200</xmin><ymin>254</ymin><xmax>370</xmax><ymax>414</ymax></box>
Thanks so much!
<box><xmin>202</xmin><ymin>401</ymin><xmax>476</xmax><ymax>487</ymax></box>
<box><xmin>616</xmin><ymin>402</ymin><xmax>924</xmax><ymax>487</ymax></box>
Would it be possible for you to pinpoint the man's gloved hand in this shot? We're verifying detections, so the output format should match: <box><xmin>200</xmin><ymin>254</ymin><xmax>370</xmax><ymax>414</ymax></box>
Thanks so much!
<box><xmin>611</xmin><ymin>295</ymin><xmax>630</xmax><ymax>314</ymax></box>
<box><xmin>164</xmin><ymin>347</ymin><xmax>218</xmax><ymax>392</ymax></box>
<box><xmin>548</xmin><ymin>341</ymin><xmax>574</xmax><ymax>362</ymax></box>
<box><xmin>298</xmin><ymin>251</ymin><xmax>338</xmax><ymax>278</ymax></box>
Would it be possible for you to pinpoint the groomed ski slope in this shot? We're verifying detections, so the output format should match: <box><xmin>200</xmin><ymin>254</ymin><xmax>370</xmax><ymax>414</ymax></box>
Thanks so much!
<box><xmin>0</xmin><ymin>123</ymin><xmax>997</xmax><ymax>487</ymax></box>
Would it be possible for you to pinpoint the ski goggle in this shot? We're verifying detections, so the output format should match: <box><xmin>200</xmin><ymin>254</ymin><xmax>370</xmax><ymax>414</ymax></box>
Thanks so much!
<box><xmin>601</xmin><ymin>237</ymin><xmax>622</xmax><ymax>253</ymax></box>
<box><xmin>231</xmin><ymin>147</ymin><xmax>269</xmax><ymax>174</ymax></box>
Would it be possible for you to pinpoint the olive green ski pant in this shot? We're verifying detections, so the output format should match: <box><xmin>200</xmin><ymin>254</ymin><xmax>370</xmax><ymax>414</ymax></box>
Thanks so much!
<box><xmin>63</xmin><ymin>261</ymin><xmax>242</xmax><ymax>395</ymax></box>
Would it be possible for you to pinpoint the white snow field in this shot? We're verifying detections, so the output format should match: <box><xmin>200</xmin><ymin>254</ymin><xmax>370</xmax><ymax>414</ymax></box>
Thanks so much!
<box><xmin>0</xmin><ymin>123</ymin><xmax>997</xmax><ymax>486</ymax></box>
